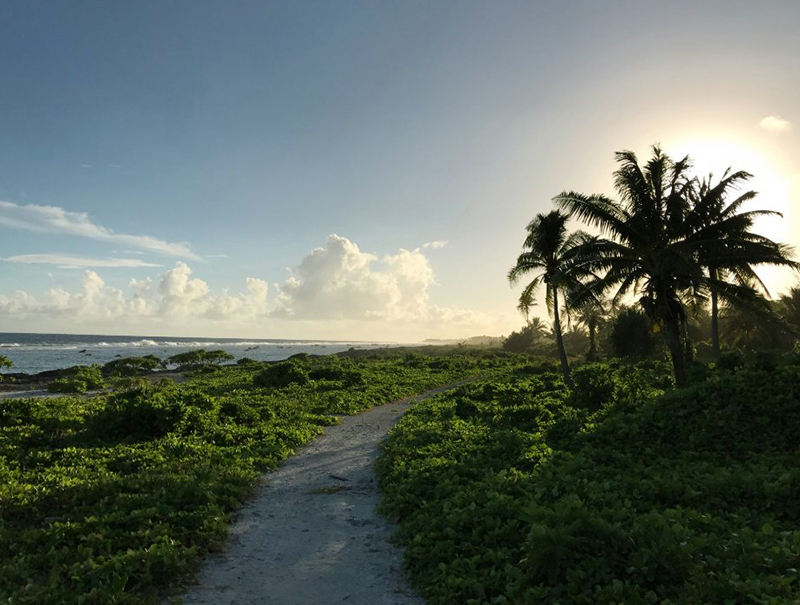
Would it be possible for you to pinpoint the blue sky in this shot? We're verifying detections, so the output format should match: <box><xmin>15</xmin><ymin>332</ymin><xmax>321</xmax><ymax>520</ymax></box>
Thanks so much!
<box><xmin>1</xmin><ymin>1</ymin><xmax>799</xmax><ymax>340</ymax></box>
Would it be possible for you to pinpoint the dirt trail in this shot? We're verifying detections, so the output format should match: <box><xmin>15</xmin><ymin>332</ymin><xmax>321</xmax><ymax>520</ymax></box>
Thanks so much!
<box><xmin>177</xmin><ymin>382</ymin><xmax>466</xmax><ymax>605</ymax></box>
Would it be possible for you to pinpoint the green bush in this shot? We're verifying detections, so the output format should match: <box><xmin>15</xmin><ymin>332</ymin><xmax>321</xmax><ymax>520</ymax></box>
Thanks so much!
<box><xmin>235</xmin><ymin>357</ymin><xmax>260</xmax><ymax>366</ymax></box>
<box><xmin>48</xmin><ymin>365</ymin><xmax>106</xmax><ymax>393</ymax></box>
<box><xmin>166</xmin><ymin>349</ymin><xmax>235</xmax><ymax>371</ymax></box>
<box><xmin>253</xmin><ymin>361</ymin><xmax>310</xmax><ymax>388</ymax></box>
<box><xmin>568</xmin><ymin>363</ymin><xmax>618</xmax><ymax>411</ymax></box>
<box><xmin>108</xmin><ymin>375</ymin><xmax>151</xmax><ymax>391</ymax></box>
<box><xmin>610</xmin><ymin>307</ymin><xmax>656</xmax><ymax>358</ymax></box>
<box><xmin>102</xmin><ymin>355</ymin><xmax>162</xmax><ymax>377</ymax></box>
<box><xmin>88</xmin><ymin>385</ymin><xmax>208</xmax><ymax>441</ymax></box>
<box><xmin>0</xmin><ymin>355</ymin><xmax>12</xmax><ymax>382</ymax></box>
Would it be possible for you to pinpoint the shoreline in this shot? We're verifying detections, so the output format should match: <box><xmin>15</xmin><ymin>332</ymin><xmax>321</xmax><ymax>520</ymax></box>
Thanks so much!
<box><xmin>0</xmin><ymin>343</ymin><xmax>502</xmax><ymax>395</ymax></box>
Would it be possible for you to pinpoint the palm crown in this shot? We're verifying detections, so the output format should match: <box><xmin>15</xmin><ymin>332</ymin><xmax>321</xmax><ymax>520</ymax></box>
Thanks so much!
<box><xmin>554</xmin><ymin>145</ymin><xmax>796</xmax><ymax>386</ymax></box>
<box><xmin>508</xmin><ymin>210</ymin><xmax>596</xmax><ymax>385</ymax></box>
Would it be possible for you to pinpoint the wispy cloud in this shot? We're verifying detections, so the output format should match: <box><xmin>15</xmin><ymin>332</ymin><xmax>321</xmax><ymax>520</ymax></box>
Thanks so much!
<box><xmin>760</xmin><ymin>115</ymin><xmax>792</xmax><ymax>134</ymax></box>
<box><xmin>80</xmin><ymin>164</ymin><xmax>92</xmax><ymax>169</ymax></box>
<box><xmin>0</xmin><ymin>200</ymin><xmax>200</xmax><ymax>260</ymax></box>
<box><xmin>206</xmin><ymin>254</ymin><xmax>229</xmax><ymax>258</ymax></box>
<box><xmin>422</xmin><ymin>240</ymin><xmax>448</xmax><ymax>249</ymax></box>
<box><xmin>4</xmin><ymin>254</ymin><xmax>162</xmax><ymax>269</ymax></box>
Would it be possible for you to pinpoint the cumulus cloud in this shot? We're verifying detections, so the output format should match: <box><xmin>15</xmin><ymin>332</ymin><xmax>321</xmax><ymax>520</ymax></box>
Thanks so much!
<box><xmin>0</xmin><ymin>200</ymin><xmax>199</xmax><ymax>259</ymax></box>
<box><xmin>273</xmin><ymin>234</ymin><xmax>486</xmax><ymax>326</ymax></box>
<box><xmin>0</xmin><ymin>263</ymin><xmax>268</xmax><ymax>324</ymax></box>
<box><xmin>760</xmin><ymin>115</ymin><xmax>792</xmax><ymax>133</ymax></box>
<box><xmin>422</xmin><ymin>240</ymin><xmax>448</xmax><ymax>249</ymax></box>
<box><xmin>4</xmin><ymin>254</ymin><xmax>162</xmax><ymax>269</ymax></box>
<box><xmin>0</xmin><ymin>235</ymin><xmax>492</xmax><ymax>334</ymax></box>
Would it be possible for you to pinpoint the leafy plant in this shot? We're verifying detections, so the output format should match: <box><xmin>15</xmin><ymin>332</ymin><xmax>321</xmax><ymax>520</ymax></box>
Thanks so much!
<box><xmin>378</xmin><ymin>355</ymin><xmax>800</xmax><ymax>604</ymax></box>
<box><xmin>253</xmin><ymin>360</ymin><xmax>310</xmax><ymax>388</ymax></box>
<box><xmin>47</xmin><ymin>365</ymin><xmax>106</xmax><ymax>393</ymax></box>
<box><xmin>166</xmin><ymin>349</ymin><xmax>235</xmax><ymax>371</ymax></box>
<box><xmin>102</xmin><ymin>355</ymin><xmax>163</xmax><ymax>377</ymax></box>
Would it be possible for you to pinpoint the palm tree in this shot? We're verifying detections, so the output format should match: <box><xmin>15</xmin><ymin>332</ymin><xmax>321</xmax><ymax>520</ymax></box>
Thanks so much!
<box><xmin>568</xmin><ymin>297</ymin><xmax>608</xmax><ymax>361</ymax></box>
<box><xmin>778</xmin><ymin>286</ymin><xmax>800</xmax><ymax>335</ymax></box>
<box><xmin>684</xmin><ymin>169</ymin><xmax>798</xmax><ymax>360</ymax></box>
<box><xmin>719</xmin><ymin>295</ymin><xmax>794</xmax><ymax>353</ymax></box>
<box><xmin>508</xmin><ymin>210</ymin><xmax>594</xmax><ymax>387</ymax></box>
<box><xmin>555</xmin><ymin>146</ymin><xmax>704</xmax><ymax>387</ymax></box>
<box><xmin>555</xmin><ymin>145</ymin><xmax>797</xmax><ymax>387</ymax></box>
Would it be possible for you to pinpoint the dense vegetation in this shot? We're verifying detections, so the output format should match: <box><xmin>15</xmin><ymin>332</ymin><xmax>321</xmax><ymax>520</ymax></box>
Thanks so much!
<box><xmin>378</xmin><ymin>354</ymin><xmax>800</xmax><ymax>604</ymax></box>
<box><xmin>0</xmin><ymin>352</ymin><xmax>500</xmax><ymax>604</ymax></box>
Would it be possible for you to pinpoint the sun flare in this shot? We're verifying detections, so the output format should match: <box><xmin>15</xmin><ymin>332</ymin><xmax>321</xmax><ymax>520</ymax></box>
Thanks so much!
<box><xmin>668</xmin><ymin>138</ymin><xmax>798</xmax><ymax>295</ymax></box>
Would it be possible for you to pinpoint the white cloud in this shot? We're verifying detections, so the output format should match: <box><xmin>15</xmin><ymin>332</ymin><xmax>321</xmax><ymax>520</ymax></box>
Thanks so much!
<box><xmin>760</xmin><ymin>115</ymin><xmax>792</xmax><ymax>134</ymax></box>
<box><xmin>0</xmin><ymin>236</ymin><xmax>496</xmax><ymax>337</ymax></box>
<box><xmin>4</xmin><ymin>254</ymin><xmax>162</xmax><ymax>269</ymax></box>
<box><xmin>0</xmin><ymin>263</ymin><xmax>268</xmax><ymax>324</ymax></box>
<box><xmin>0</xmin><ymin>200</ymin><xmax>200</xmax><ymax>259</ymax></box>
<box><xmin>422</xmin><ymin>240</ymin><xmax>448</xmax><ymax>249</ymax></box>
<box><xmin>273</xmin><ymin>234</ymin><xmax>486</xmax><ymax>326</ymax></box>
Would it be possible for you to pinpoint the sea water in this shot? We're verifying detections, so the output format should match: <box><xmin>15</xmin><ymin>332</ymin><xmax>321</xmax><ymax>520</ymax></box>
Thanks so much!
<box><xmin>0</xmin><ymin>333</ymin><xmax>394</xmax><ymax>374</ymax></box>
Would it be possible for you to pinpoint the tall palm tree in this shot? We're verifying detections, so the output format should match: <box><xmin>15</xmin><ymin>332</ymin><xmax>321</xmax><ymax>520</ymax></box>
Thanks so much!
<box><xmin>684</xmin><ymin>169</ymin><xmax>798</xmax><ymax>360</ymax></box>
<box><xmin>508</xmin><ymin>210</ymin><xmax>594</xmax><ymax>387</ymax></box>
<box><xmin>554</xmin><ymin>146</ymin><xmax>703</xmax><ymax>387</ymax></box>
<box><xmin>555</xmin><ymin>145</ymin><xmax>797</xmax><ymax>387</ymax></box>
<box><xmin>569</xmin><ymin>297</ymin><xmax>608</xmax><ymax>361</ymax></box>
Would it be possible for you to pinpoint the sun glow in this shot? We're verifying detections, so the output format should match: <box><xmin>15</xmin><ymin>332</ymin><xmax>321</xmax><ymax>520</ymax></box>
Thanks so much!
<box><xmin>668</xmin><ymin>138</ymin><xmax>799</xmax><ymax>295</ymax></box>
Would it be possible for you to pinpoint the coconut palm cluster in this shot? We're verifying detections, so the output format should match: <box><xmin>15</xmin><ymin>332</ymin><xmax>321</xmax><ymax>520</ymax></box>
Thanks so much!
<box><xmin>509</xmin><ymin>145</ymin><xmax>798</xmax><ymax>387</ymax></box>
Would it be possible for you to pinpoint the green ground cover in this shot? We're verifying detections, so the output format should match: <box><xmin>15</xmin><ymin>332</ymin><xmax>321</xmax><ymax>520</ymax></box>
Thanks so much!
<box><xmin>377</xmin><ymin>357</ymin><xmax>800</xmax><ymax>604</ymax></box>
<box><xmin>0</xmin><ymin>352</ymin><xmax>504</xmax><ymax>605</ymax></box>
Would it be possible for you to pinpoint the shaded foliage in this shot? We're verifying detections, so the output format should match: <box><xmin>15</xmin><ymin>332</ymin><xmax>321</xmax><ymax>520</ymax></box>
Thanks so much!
<box><xmin>609</xmin><ymin>307</ymin><xmax>657</xmax><ymax>358</ymax></box>
<box><xmin>378</xmin><ymin>356</ymin><xmax>800</xmax><ymax>604</ymax></box>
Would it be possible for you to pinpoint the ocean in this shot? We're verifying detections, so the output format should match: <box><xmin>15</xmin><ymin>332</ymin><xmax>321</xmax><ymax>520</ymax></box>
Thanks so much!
<box><xmin>0</xmin><ymin>333</ymin><xmax>395</xmax><ymax>374</ymax></box>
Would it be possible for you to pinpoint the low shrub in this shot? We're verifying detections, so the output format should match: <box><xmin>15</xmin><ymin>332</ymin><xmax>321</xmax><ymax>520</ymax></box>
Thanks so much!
<box><xmin>102</xmin><ymin>355</ymin><xmax>162</xmax><ymax>377</ymax></box>
<box><xmin>568</xmin><ymin>363</ymin><xmax>618</xmax><ymax>411</ymax></box>
<box><xmin>47</xmin><ymin>365</ymin><xmax>106</xmax><ymax>393</ymax></box>
<box><xmin>166</xmin><ymin>349</ymin><xmax>235</xmax><ymax>371</ymax></box>
<box><xmin>253</xmin><ymin>361</ymin><xmax>310</xmax><ymax>388</ymax></box>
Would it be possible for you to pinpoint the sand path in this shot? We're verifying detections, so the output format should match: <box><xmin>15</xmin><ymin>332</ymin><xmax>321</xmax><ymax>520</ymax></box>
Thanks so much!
<box><xmin>176</xmin><ymin>382</ymin><xmax>465</xmax><ymax>605</ymax></box>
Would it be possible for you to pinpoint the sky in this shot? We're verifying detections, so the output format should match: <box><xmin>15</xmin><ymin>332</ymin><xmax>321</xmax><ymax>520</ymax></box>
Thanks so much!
<box><xmin>1</xmin><ymin>0</ymin><xmax>799</xmax><ymax>341</ymax></box>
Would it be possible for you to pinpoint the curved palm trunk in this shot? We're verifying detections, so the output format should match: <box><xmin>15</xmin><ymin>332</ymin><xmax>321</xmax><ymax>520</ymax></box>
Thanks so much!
<box><xmin>664</xmin><ymin>317</ymin><xmax>688</xmax><ymax>388</ymax></box>
<box><xmin>710</xmin><ymin>268</ymin><xmax>720</xmax><ymax>361</ymax></box>
<box><xmin>552</xmin><ymin>289</ymin><xmax>573</xmax><ymax>387</ymax></box>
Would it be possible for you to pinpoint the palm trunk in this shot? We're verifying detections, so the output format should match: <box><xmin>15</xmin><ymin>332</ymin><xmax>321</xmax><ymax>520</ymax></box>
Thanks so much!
<box><xmin>552</xmin><ymin>289</ymin><xmax>573</xmax><ymax>387</ymax></box>
<box><xmin>664</xmin><ymin>317</ymin><xmax>687</xmax><ymax>388</ymax></box>
<box><xmin>681</xmin><ymin>315</ymin><xmax>694</xmax><ymax>361</ymax></box>
<box><xmin>587</xmin><ymin>317</ymin><xmax>598</xmax><ymax>361</ymax></box>
<box><xmin>710</xmin><ymin>268</ymin><xmax>720</xmax><ymax>361</ymax></box>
